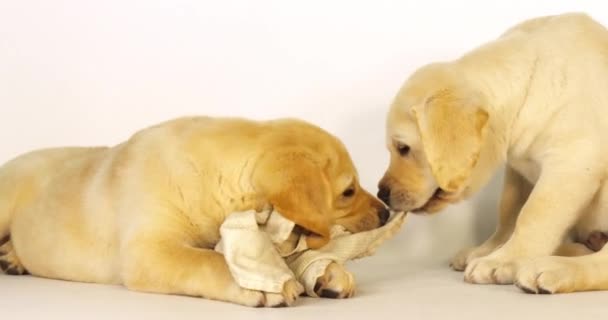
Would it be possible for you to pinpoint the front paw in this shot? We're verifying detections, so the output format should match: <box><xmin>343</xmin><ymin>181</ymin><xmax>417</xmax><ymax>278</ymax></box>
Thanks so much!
<box><xmin>450</xmin><ymin>244</ymin><xmax>498</xmax><ymax>271</ymax></box>
<box><xmin>260</xmin><ymin>279</ymin><xmax>304</xmax><ymax>307</ymax></box>
<box><xmin>514</xmin><ymin>257</ymin><xmax>581</xmax><ymax>294</ymax></box>
<box><xmin>464</xmin><ymin>253</ymin><xmax>518</xmax><ymax>284</ymax></box>
<box><xmin>313</xmin><ymin>262</ymin><xmax>356</xmax><ymax>299</ymax></box>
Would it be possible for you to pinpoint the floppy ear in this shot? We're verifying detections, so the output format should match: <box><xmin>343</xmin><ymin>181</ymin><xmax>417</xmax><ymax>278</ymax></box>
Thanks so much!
<box><xmin>412</xmin><ymin>89</ymin><xmax>489</xmax><ymax>193</ymax></box>
<box><xmin>254</xmin><ymin>150</ymin><xmax>331</xmax><ymax>249</ymax></box>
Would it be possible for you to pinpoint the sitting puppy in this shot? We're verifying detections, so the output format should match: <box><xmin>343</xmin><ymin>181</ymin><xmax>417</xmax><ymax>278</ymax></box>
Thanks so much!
<box><xmin>0</xmin><ymin>116</ymin><xmax>389</xmax><ymax>307</ymax></box>
<box><xmin>378</xmin><ymin>13</ymin><xmax>608</xmax><ymax>294</ymax></box>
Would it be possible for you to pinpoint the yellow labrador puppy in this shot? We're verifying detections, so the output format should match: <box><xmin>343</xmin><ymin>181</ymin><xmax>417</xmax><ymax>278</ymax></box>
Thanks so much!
<box><xmin>379</xmin><ymin>13</ymin><xmax>608</xmax><ymax>294</ymax></box>
<box><xmin>0</xmin><ymin>116</ymin><xmax>389</xmax><ymax>307</ymax></box>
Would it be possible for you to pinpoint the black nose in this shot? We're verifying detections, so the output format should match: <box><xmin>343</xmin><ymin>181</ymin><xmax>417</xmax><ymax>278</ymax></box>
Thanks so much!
<box><xmin>377</xmin><ymin>186</ymin><xmax>391</xmax><ymax>205</ymax></box>
<box><xmin>378</xmin><ymin>207</ymin><xmax>390</xmax><ymax>226</ymax></box>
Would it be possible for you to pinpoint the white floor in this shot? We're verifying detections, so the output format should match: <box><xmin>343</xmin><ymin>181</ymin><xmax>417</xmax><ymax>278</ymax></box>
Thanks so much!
<box><xmin>3</xmin><ymin>252</ymin><xmax>607</xmax><ymax>320</ymax></box>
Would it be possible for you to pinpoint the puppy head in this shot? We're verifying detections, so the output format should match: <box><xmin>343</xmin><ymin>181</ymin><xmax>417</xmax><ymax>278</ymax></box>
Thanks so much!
<box><xmin>378</xmin><ymin>64</ymin><xmax>489</xmax><ymax>214</ymax></box>
<box><xmin>254</xmin><ymin>120</ymin><xmax>389</xmax><ymax>249</ymax></box>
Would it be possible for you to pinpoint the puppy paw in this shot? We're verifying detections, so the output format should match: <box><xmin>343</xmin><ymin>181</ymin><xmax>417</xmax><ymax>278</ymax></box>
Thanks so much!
<box><xmin>0</xmin><ymin>236</ymin><xmax>27</xmax><ymax>276</ymax></box>
<box><xmin>515</xmin><ymin>257</ymin><xmax>581</xmax><ymax>294</ymax></box>
<box><xmin>313</xmin><ymin>262</ymin><xmax>356</xmax><ymax>299</ymax></box>
<box><xmin>450</xmin><ymin>244</ymin><xmax>498</xmax><ymax>271</ymax></box>
<box><xmin>262</xmin><ymin>279</ymin><xmax>303</xmax><ymax>307</ymax></box>
<box><xmin>464</xmin><ymin>253</ymin><xmax>518</xmax><ymax>284</ymax></box>
<box><xmin>229</xmin><ymin>279</ymin><xmax>303</xmax><ymax>308</ymax></box>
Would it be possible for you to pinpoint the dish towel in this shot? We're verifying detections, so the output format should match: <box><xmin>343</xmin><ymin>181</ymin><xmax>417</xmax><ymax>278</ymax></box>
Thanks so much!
<box><xmin>215</xmin><ymin>207</ymin><xmax>406</xmax><ymax>297</ymax></box>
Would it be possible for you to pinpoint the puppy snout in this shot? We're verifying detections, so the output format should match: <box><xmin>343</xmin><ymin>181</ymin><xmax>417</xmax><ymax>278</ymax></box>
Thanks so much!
<box><xmin>377</xmin><ymin>186</ymin><xmax>391</xmax><ymax>206</ymax></box>
<box><xmin>377</xmin><ymin>207</ymin><xmax>390</xmax><ymax>226</ymax></box>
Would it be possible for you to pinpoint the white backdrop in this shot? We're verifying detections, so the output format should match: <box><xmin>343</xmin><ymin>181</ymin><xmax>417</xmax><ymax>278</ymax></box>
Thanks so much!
<box><xmin>1</xmin><ymin>0</ymin><xmax>607</xmax><ymax>265</ymax></box>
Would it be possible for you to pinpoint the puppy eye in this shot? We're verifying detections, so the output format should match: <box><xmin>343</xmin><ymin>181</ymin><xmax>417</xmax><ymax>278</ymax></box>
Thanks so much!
<box><xmin>342</xmin><ymin>187</ymin><xmax>355</xmax><ymax>198</ymax></box>
<box><xmin>396</xmin><ymin>143</ymin><xmax>410</xmax><ymax>156</ymax></box>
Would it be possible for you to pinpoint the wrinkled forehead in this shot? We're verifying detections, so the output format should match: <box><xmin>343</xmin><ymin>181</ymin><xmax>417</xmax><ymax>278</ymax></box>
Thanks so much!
<box><xmin>386</xmin><ymin>107</ymin><xmax>418</xmax><ymax>146</ymax></box>
<box><xmin>321</xmin><ymin>140</ymin><xmax>359</xmax><ymax>183</ymax></box>
<box><xmin>335</xmin><ymin>173</ymin><xmax>356</xmax><ymax>188</ymax></box>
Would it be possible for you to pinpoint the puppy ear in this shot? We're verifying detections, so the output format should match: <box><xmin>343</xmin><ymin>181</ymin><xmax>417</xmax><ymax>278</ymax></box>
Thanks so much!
<box><xmin>254</xmin><ymin>150</ymin><xmax>331</xmax><ymax>249</ymax></box>
<box><xmin>412</xmin><ymin>89</ymin><xmax>489</xmax><ymax>193</ymax></box>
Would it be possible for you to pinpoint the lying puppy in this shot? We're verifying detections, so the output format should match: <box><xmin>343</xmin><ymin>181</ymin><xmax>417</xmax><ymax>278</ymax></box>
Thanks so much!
<box><xmin>0</xmin><ymin>116</ymin><xmax>389</xmax><ymax>307</ymax></box>
<box><xmin>379</xmin><ymin>12</ymin><xmax>608</xmax><ymax>294</ymax></box>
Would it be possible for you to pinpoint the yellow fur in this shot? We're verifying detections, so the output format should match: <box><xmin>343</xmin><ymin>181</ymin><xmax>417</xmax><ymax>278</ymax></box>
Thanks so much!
<box><xmin>0</xmin><ymin>116</ymin><xmax>386</xmax><ymax>307</ymax></box>
<box><xmin>381</xmin><ymin>13</ymin><xmax>608</xmax><ymax>294</ymax></box>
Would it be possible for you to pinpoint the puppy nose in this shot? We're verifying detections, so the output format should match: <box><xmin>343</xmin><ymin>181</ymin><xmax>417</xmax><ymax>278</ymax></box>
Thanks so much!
<box><xmin>378</xmin><ymin>207</ymin><xmax>390</xmax><ymax>226</ymax></box>
<box><xmin>377</xmin><ymin>187</ymin><xmax>391</xmax><ymax>205</ymax></box>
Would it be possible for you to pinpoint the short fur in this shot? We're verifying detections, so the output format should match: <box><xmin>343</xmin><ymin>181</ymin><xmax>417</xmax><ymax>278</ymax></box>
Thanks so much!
<box><xmin>380</xmin><ymin>13</ymin><xmax>608</xmax><ymax>294</ymax></box>
<box><xmin>0</xmin><ymin>116</ymin><xmax>386</xmax><ymax>306</ymax></box>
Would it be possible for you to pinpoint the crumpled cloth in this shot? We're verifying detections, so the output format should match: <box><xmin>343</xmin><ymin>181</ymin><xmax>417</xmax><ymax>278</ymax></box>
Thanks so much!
<box><xmin>215</xmin><ymin>207</ymin><xmax>406</xmax><ymax>296</ymax></box>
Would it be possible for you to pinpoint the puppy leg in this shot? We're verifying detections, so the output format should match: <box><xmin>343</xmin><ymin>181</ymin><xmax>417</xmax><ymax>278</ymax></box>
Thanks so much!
<box><xmin>451</xmin><ymin>167</ymin><xmax>531</xmax><ymax>271</ymax></box>
<box><xmin>465</xmin><ymin>164</ymin><xmax>599</xmax><ymax>284</ymax></box>
<box><xmin>515</xmin><ymin>245</ymin><xmax>608</xmax><ymax>294</ymax></box>
<box><xmin>122</xmin><ymin>234</ymin><xmax>301</xmax><ymax>307</ymax></box>
<box><xmin>312</xmin><ymin>262</ymin><xmax>356</xmax><ymax>299</ymax></box>
<box><xmin>554</xmin><ymin>241</ymin><xmax>594</xmax><ymax>257</ymax></box>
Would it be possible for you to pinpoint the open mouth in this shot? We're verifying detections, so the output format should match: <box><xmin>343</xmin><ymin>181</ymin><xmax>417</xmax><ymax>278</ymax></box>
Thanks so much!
<box><xmin>412</xmin><ymin>188</ymin><xmax>449</xmax><ymax>213</ymax></box>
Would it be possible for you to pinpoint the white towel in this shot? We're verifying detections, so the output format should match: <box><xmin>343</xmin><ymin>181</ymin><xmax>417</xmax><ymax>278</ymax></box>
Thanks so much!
<box><xmin>215</xmin><ymin>208</ymin><xmax>406</xmax><ymax>296</ymax></box>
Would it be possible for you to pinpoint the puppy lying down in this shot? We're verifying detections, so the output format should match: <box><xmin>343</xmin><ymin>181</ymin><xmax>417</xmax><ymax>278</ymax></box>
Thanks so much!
<box><xmin>0</xmin><ymin>116</ymin><xmax>393</xmax><ymax>307</ymax></box>
<box><xmin>215</xmin><ymin>207</ymin><xmax>405</xmax><ymax>298</ymax></box>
